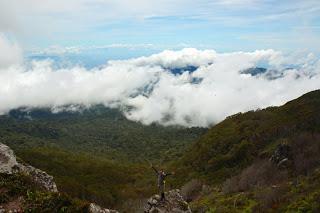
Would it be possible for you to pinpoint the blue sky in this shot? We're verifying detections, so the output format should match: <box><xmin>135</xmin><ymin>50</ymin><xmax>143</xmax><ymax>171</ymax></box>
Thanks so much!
<box><xmin>1</xmin><ymin>0</ymin><xmax>320</xmax><ymax>65</ymax></box>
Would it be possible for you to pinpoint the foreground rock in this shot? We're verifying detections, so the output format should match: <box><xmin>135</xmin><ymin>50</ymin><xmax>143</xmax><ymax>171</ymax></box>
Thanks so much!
<box><xmin>0</xmin><ymin>143</ymin><xmax>19</xmax><ymax>174</ymax></box>
<box><xmin>270</xmin><ymin>143</ymin><xmax>291</xmax><ymax>168</ymax></box>
<box><xmin>1</xmin><ymin>142</ymin><xmax>118</xmax><ymax>212</ymax></box>
<box><xmin>89</xmin><ymin>203</ymin><xmax>119</xmax><ymax>213</ymax></box>
<box><xmin>19</xmin><ymin>164</ymin><xmax>58</xmax><ymax>192</ymax></box>
<box><xmin>144</xmin><ymin>189</ymin><xmax>192</xmax><ymax>213</ymax></box>
<box><xmin>0</xmin><ymin>143</ymin><xmax>58</xmax><ymax>192</ymax></box>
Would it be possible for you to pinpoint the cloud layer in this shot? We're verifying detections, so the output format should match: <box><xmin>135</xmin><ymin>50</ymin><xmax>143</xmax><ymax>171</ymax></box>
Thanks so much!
<box><xmin>0</xmin><ymin>34</ymin><xmax>22</xmax><ymax>68</ymax></box>
<box><xmin>1</xmin><ymin>37</ymin><xmax>320</xmax><ymax>127</ymax></box>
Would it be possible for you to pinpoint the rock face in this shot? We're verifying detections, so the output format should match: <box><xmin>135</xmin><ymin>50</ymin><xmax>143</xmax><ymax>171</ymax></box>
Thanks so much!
<box><xmin>88</xmin><ymin>203</ymin><xmax>119</xmax><ymax>213</ymax></box>
<box><xmin>0</xmin><ymin>143</ymin><xmax>19</xmax><ymax>174</ymax></box>
<box><xmin>0</xmin><ymin>143</ymin><xmax>58</xmax><ymax>192</ymax></box>
<box><xmin>19</xmin><ymin>164</ymin><xmax>58</xmax><ymax>192</ymax></box>
<box><xmin>144</xmin><ymin>189</ymin><xmax>192</xmax><ymax>213</ymax></box>
<box><xmin>270</xmin><ymin>143</ymin><xmax>291</xmax><ymax>168</ymax></box>
<box><xmin>0</xmin><ymin>143</ymin><xmax>118</xmax><ymax>212</ymax></box>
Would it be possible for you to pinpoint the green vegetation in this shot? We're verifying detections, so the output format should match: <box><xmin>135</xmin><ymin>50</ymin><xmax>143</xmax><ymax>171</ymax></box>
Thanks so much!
<box><xmin>0</xmin><ymin>106</ymin><xmax>206</xmax><ymax>162</ymax></box>
<box><xmin>0</xmin><ymin>173</ymin><xmax>89</xmax><ymax>212</ymax></box>
<box><xmin>2</xmin><ymin>90</ymin><xmax>320</xmax><ymax>212</ymax></box>
<box><xmin>18</xmin><ymin>147</ymin><xmax>140</xmax><ymax>207</ymax></box>
<box><xmin>189</xmin><ymin>167</ymin><xmax>320</xmax><ymax>212</ymax></box>
<box><xmin>177</xmin><ymin>90</ymin><xmax>320</xmax><ymax>184</ymax></box>
<box><xmin>175</xmin><ymin>90</ymin><xmax>320</xmax><ymax>212</ymax></box>
<box><xmin>0</xmin><ymin>105</ymin><xmax>206</xmax><ymax>210</ymax></box>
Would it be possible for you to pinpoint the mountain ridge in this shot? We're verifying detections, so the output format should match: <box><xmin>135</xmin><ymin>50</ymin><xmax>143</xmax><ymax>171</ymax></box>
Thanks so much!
<box><xmin>173</xmin><ymin>89</ymin><xmax>320</xmax><ymax>212</ymax></box>
<box><xmin>177</xmin><ymin>89</ymin><xmax>320</xmax><ymax>183</ymax></box>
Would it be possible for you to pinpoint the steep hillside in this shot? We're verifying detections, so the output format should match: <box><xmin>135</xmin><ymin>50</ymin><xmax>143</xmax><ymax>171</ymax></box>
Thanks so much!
<box><xmin>178</xmin><ymin>90</ymin><xmax>320</xmax><ymax>183</ymax></box>
<box><xmin>174</xmin><ymin>90</ymin><xmax>320</xmax><ymax>212</ymax></box>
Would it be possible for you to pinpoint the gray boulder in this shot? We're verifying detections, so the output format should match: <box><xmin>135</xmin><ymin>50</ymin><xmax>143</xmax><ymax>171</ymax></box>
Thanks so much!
<box><xmin>270</xmin><ymin>143</ymin><xmax>291</xmax><ymax>168</ymax></box>
<box><xmin>89</xmin><ymin>203</ymin><xmax>119</xmax><ymax>213</ymax></box>
<box><xmin>0</xmin><ymin>142</ymin><xmax>120</xmax><ymax>212</ymax></box>
<box><xmin>0</xmin><ymin>142</ymin><xmax>58</xmax><ymax>192</ymax></box>
<box><xmin>19</xmin><ymin>164</ymin><xmax>58</xmax><ymax>192</ymax></box>
<box><xmin>144</xmin><ymin>189</ymin><xmax>192</xmax><ymax>213</ymax></box>
<box><xmin>0</xmin><ymin>143</ymin><xmax>19</xmax><ymax>174</ymax></box>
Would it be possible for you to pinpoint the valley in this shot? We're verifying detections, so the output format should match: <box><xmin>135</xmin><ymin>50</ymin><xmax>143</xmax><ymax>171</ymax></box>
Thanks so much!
<box><xmin>1</xmin><ymin>90</ymin><xmax>320</xmax><ymax>212</ymax></box>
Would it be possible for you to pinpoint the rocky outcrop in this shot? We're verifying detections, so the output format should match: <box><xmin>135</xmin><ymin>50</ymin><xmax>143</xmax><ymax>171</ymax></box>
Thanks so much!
<box><xmin>0</xmin><ymin>143</ymin><xmax>58</xmax><ymax>192</ymax></box>
<box><xmin>144</xmin><ymin>189</ymin><xmax>192</xmax><ymax>213</ymax></box>
<box><xmin>0</xmin><ymin>143</ymin><xmax>19</xmax><ymax>174</ymax></box>
<box><xmin>89</xmin><ymin>203</ymin><xmax>119</xmax><ymax>213</ymax></box>
<box><xmin>1</xmin><ymin>143</ymin><xmax>119</xmax><ymax>212</ymax></box>
<box><xmin>270</xmin><ymin>143</ymin><xmax>291</xmax><ymax>168</ymax></box>
<box><xmin>19</xmin><ymin>164</ymin><xmax>58</xmax><ymax>192</ymax></box>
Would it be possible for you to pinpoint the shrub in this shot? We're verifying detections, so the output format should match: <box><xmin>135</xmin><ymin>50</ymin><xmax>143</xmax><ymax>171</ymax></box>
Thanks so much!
<box><xmin>253</xmin><ymin>185</ymin><xmax>288</xmax><ymax>212</ymax></box>
<box><xmin>24</xmin><ymin>191</ymin><xmax>89</xmax><ymax>213</ymax></box>
<box><xmin>181</xmin><ymin>179</ymin><xmax>203</xmax><ymax>202</ymax></box>
<box><xmin>120</xmin><ymin>198</ymin><xmax>147</xmax><ymax>212</ymax></box>
<box><xmin>222</xmin><ymin>159</ymin><xmax>287</xmax><ymax>194</ymax></box>
<box><xmin>291</xmin><ymin>133</ymin><xmax>320</xmax><ymax>176</ymax></box>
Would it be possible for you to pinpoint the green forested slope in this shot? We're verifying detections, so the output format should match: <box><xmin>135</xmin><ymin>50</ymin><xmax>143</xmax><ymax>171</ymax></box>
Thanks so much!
<box><xmin>177</xmin><ymin>90</ymin><xmax>320</xmax><ymax>183</ymax></box>
<box><xmin>0</xmin><ymin>105</ymin><xmax>206</xmax><ymax>209</ymax></box>
<box><xmin>174</xmin><ymin>90</ymin><xmax>320</xmax><ymax>212</ymax></box>
<box><xmin>0</xmin><ymin>106</ymin><xmax>206</xmax><ymax>162</ymax></box>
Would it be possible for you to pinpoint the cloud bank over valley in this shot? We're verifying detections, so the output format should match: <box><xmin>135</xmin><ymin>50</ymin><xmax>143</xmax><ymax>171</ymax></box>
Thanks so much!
<box><xmin>1</xmin><ymin>36</ymin><xmax>320</xmax><ymax>127</ymax></box>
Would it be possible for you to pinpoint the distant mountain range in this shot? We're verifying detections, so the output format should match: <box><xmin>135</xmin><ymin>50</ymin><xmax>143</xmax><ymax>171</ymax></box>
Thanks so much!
<box><xmin>241</xmin><ymin>66</ymin><xmax>297</xmax><ymax>80</ymax></box>
<box><xmin>241</xmin><ymin>67</ymin><xmax>267</xmax><ymax>76</ymax></box>
<box><xmin>167</xmin><ymin>65</ymin><xmax>199</xmax><ymax>75</ymax></box>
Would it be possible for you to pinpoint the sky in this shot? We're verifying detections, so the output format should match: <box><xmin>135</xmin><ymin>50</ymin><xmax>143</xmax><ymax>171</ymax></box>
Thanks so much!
<box><xmin>1</xmin><ymin>0</ymin><xmax>320</xmax><ymax>56</ymax></box>
<box><xmin>0</xmin><ymin>0</ymin><xmax>320</xmax><ymax>127</ymax></box>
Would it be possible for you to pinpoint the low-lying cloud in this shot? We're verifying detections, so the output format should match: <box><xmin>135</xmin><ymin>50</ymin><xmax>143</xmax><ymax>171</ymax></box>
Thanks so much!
<box><xmin>0</xmin><ymin>34</ymin><xmax>22</xmax><ymax>68</ymax></box>
<box><xmin>1</xmin><ymin>38</ymin><xmax>320</xmax><ymax>127</ymax></box>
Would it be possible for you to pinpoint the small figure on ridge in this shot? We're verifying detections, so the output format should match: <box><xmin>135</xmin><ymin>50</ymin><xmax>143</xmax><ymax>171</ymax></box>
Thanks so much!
<box><xmin>151</xmin><ymin>164</ymin><xmax>175</xmax><ymax>201</ymax></box>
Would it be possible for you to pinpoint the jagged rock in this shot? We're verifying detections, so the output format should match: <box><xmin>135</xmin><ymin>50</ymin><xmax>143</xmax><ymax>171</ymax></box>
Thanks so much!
<box><xmin>270</xmin><ymin>143</ymin><xmax>291</xmax><ymax>168</ymax></box>
<box><xmin>89</xmin><ymin>203</ymin><xmax>119</xmax><ymax>213</ymax></box>
<box><xmin>0</xmin><ymin>143</ymin><xmax>19</xmax><ymax>174</ymax></box>
<box><xmin>144</xmin><ymin>189</ymin><xmax>192</xmax><ymax>213</ymax></box>
<box><xmin>0</xmin><ymin>143</ymin><xmax>119</xmax><ymax>212</ymax></box>
<box><xmin>18</xmin><ymin>164</ymin><xmax>58</xmax><ymax>192</ymax></box>
<box><xmin>0</xmin><ymin>143</ymin><xmax>58</xmax><ymax>192</ymax></box>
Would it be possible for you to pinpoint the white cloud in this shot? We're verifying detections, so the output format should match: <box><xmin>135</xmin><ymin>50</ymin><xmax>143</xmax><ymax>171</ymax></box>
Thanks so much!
<box><xmin>0</xmin><ymin>34</ymin><xmax>22</xmax><ymax>68</ymax></box>
<box><xmin>0</xmin><ymin>0</ymin><xmax>190</xmax><ymax>35</ymax></box>
<box><xmin>30</xmin><ymin>44</ymin><xmax>158</xmax><ymax>56</ymax></box>
<box><xmin>110</xmin><ymin>48</ymin><xmax>217</xmax><ymax>68</ymax></box>
<box><xmin>1</xmin><ymin>43</ymin><xmax>320</xmax><ymax>127</ymax></box>
<box><xmin>216</xmin><ymin>0</ymin><xmax>257</xmax><ymax>7</ymax></box>
<box><xmin>2</xmin><ymin>0</ymin><xmax>319</xmax><ymax>37</ymax></box>
<box><xmin>37</xmin><ymin>46</ymin><xmax>82</xmax><ymax>56</ymax></box>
